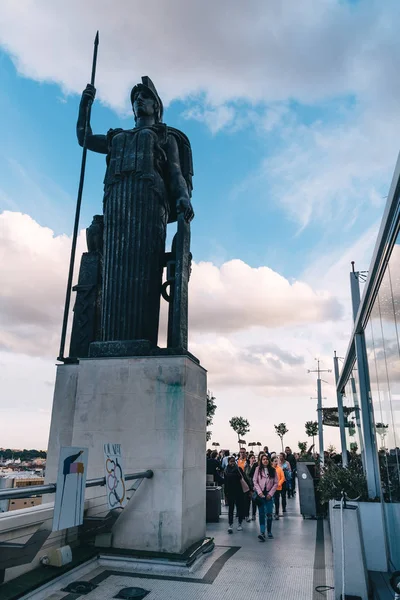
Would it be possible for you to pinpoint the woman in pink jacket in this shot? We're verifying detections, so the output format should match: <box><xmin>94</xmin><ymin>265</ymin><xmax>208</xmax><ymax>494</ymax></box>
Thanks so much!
<box><xmin>253</xmin><ymin>453</ymin><xmax>278</xmax><ymax>540</ymax></box>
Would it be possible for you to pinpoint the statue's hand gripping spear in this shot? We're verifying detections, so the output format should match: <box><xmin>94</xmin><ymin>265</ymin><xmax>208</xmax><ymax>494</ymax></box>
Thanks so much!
<box><xmin>58</xmin><ymin>32</ymin><xmax>99</xmax><ymax>362</ymax></box>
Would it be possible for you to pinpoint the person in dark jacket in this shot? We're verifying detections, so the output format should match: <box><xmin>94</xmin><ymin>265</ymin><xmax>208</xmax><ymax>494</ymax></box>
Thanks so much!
<box><xmin>244</xmin><ymin>454</ymin><xmax>258</xmax><ymax>521</ymax></box>
<box><xmin>285</xmin><ymin>446</ymin><xmax>297</xmax><ymax>496</ymax></box>
<box><xmin>224</xmin><ymin>456</ymin><xmax>250</xmax><ymax>533</ymax></box>
<box><xmin>207</xmin><ymin>450</ymin><xmax>224</xmax><ymax>485</ymax></box>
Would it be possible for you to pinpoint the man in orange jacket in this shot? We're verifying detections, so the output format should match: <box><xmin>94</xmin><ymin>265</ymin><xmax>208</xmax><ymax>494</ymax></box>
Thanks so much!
<box><xmin>271</xmin><ymin>456</ymin><xmax>285</xmax><ymax>519</ymax></box>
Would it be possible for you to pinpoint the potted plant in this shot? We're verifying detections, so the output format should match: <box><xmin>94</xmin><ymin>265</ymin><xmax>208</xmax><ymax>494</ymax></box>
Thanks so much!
<box><xmin>305</xmin><ymin>421</ymin><xmax>318</xmax><ymax>447</ymax></box>
<box><xmin>318</xmin><ymin>456</ymin><xmax>368</xmax><ymax>505</ymax></box>
<box><xmin>229</xmin><ymin>416</ymin><xmax>250</xmax><ymax>450</ymax></box>
<box><xmin>298</xmin><ymin>441</ymin><xmax>308</xmax><ymax>456</ymax></box>
<box><xmin>375</xmin><ymin>422</ymin><xmax>389</xmax><ymax>450</ymax></box>
<box><xmin>274</xmin><ymin>423</ymin><xmax>288</xmax><ymax>451</ymax></box>
<box><xmin>318</xmin><ymin>456</ymin><xmax>388</xmax><ymax>572</ymax></box>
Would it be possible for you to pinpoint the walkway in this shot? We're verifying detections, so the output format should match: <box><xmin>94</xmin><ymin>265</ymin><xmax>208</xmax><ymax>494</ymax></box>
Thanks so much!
<box><xmin>18</xmin><ymin>495</ymin><xmax>334</xmax><ymax>600</ymax></box>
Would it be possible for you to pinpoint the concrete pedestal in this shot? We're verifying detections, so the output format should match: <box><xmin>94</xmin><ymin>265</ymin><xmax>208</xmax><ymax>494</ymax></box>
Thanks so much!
<box><xmin>46</xmin><ymin>355</ymin><xmax>207</xmax><ymax>554</ymax></box>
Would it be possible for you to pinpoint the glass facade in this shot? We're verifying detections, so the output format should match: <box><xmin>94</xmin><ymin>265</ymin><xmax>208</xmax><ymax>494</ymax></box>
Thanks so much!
<box><xmin>337</xmin><ymin>156</ymin><xmax>400</xmax><ymax>572</ymax></box>
<box><xmin>362</xmin><ymin>237</ymin><xmax>400</xmax><ymax>570</ymax></box>
<box><xmin>364</xmin><ymin>239</ymin><xmax>400</xmax><ymax>502</ymax></box>
<box><xmin>343</xmin><ymin>365</ymin><xmax>363</xmax><ymax>457</ymax></box>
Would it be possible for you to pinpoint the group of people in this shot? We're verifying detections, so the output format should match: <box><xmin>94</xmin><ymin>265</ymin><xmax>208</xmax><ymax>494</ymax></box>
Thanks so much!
<box><xmin>206</xmin><ymin>446</ymin><xmax>297</xmax><ymax>541</ymax></box>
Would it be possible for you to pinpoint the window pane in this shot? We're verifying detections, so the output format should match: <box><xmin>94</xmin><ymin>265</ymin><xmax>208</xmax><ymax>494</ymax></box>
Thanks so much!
<box><xmin>364</xmin><ymin>240</ymin><xmax>400</xmax><ymax>496</ymax></box>
<box><xmin>343</xmin><ymin>367</ymin><xmax>362</xmax><ymax>458</ymax></box>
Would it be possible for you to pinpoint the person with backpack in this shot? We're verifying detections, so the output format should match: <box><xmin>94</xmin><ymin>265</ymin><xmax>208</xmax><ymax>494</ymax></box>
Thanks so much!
<box><xmin>253</xmin><ymin>453</ymin><xmax>278</xmax><ymax>540</ymax></box>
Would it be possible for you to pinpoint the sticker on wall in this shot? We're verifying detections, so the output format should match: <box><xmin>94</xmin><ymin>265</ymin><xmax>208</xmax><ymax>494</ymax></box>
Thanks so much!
<box><xmin>52</xmin><ymin>447</ymin><xmax>88</xmax><ymax>531</ymax></box>
<box><xmin>104</xmin><ymin>443</ymin><xmax>127</xmax><ymax>510</ymax></box>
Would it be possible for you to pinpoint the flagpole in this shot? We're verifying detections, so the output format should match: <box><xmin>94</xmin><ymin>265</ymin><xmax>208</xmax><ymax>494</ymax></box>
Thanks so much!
<box><xmin>58</xmin><ymin>31</ymin><xmax>99</xmax><ymax>362</ymax></box>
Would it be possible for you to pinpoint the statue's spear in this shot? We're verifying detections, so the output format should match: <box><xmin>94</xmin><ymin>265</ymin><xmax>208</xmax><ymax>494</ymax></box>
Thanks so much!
<box><xmin>58</xmin><ymin>31</ymin><xmax>99</xmax><ymax>362</ymax></box>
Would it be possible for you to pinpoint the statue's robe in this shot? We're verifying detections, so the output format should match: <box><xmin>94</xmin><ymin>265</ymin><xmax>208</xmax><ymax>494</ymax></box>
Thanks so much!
<box><xmin>101</xmin><ymin>125</ymin><xmax>192</xmax><ymax>346</ymax></box>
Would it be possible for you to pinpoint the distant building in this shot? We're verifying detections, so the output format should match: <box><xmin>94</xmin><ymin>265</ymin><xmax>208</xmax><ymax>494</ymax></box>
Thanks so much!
<box><xmin>0</xmin><ymin>473</ymin><xmax>44</xmax><ymax>512</ymax></box>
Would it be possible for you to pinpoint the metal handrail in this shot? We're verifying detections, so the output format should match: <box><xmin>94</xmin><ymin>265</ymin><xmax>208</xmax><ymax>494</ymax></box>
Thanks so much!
<box><xmin>0</xmin><ymin>470</ymin><xmax>153</xmax><ymax>501</ymax></box>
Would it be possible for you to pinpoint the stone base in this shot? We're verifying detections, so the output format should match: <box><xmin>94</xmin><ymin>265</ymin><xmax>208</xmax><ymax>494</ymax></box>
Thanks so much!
<box><xmin>46</xmin><ymin>355</ymin><xmax>207</xmax><ymax>554</ymax></box>
<box><xmin>89</xmin><ymin>340</ymin><xmax>200</xmax><ymax>363</ymax></box>
<box><xmin>98</xmin><ymin>537</ymin><xmax>215</xmax><ymax>574</ymax></box>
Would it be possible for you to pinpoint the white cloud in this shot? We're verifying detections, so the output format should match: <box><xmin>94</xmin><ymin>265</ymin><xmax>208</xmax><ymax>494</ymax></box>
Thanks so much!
<box><xmin>1</xmin><ymin>0</ymin><xmax>398</xmax><ymax>234</ymax></box>
<box><xmin>182</xmin><ymin>105</ymin><xmax>236</xmax><ymax>135</ymax></box>
<box><xmin>0</xmin><ymin>210</ymin><xmax>356</xmax><ymax>450</ymax></box>
<box><xmin>0</xmin><ymin>211</ymin><xmax>342</xmax><ymax>357</ymax></box>
<box><xmin>0</xmin><ymin>211</ymin><xmax>86</xmax><ymax>355</ymax></box>
<box><xmin>0</xmin><ymin>1</ymin><xmax>396</xmax><ymax>451</ymax></box>
<box><xmin>0</xmin><ymin>350</ymin><xmax>54</xmax><ymax>449</ymax></box>
<box><xmin>235</xmin><ymin>102</ymin><xmax>397</xmax><ymax>231</ymax></box>
<box><xmin>191</xmin><ymin>336</ymin><xmax>309</xmax><ymax>392</ymax></box>
<box><xmin>0</xmin><ymin>0</ymin><xmax>399</xmax><ymax>112</ymax></box>
<box><xmin>303</xmin><ymin>221</ymin><xmax>379</xmax><ymax>301</ymax></box>
<box><xmin>0</xmin><ymin>209</ymin><xmax>349</xmax><ymax>449</ymax></box>
<box><xmin>190</xmin><ymin>259</ymin><xmax>341</xmax><ymax>333</ymax></box>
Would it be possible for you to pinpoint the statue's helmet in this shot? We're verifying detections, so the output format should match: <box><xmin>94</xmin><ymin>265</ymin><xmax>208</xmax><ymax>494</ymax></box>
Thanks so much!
<box><xmin>130</xmin><ymin>76</ymin><xmax>163</xmax><ymax>123</ymax></box>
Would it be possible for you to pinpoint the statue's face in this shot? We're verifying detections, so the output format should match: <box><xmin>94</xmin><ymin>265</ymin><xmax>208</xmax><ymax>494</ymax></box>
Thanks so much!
<box><xmin>133</xmin><ymin>89</ymin><xmax>157</xmax><ymax>119</ymax></box>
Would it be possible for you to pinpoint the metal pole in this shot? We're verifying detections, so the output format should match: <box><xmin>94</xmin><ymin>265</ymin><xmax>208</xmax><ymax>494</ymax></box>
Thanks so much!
<box><xmin>350</xmin><ymin>261</ymin><xmax>361</xmax><ymax>322</ymax></box>
<box><xmin>58</xmin><ymin>31</ymin><xmax>99</xmax><ymax>362</ymax></box>
<box><xmin>317</xmin><ymin>377</ymin><xmax>324</xmax><ymax>464</ymax></box>
<box><xmin>308</xmin><ymin>359</ymin><xmax>331</xmax><ymax>466</ymax></box>
<box><xmin>350</xmin><ymin>270</ymin><xmax>381</xmax><ymax>498</ymax></box>
<box><xmin>333</xmin><ymin>352</ymin><xmax>348</xmax><ymax>467</ymax></box>
<box><xmin>0</xmin><ymin>469</ymin><xmax>153</xmax><ymax>501</ymax></box>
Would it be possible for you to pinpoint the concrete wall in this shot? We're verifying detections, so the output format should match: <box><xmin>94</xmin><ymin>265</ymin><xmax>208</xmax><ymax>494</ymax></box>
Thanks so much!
<box><xmin>46</xmin><ymin>355</ymin><xmax>207</xmax><ymax>554</ymax></box>
<box><xmin>330</xmin><ymin>502</ymin><xmax>369</xmax><ymax>599</ymax></box>
<box><xmin>330</xmin><ymin>500</ymin><xmax>388</xmax><ymax>572</ymax></box>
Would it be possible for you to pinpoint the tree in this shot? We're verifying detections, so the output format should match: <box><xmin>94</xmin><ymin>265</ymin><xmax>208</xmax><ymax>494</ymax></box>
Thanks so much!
<box><xmin>305</xmin><ymin>421</ymin><xmax>319</xmax><ymax>447</ymax></box>
<box><xmin>274</xmin><ymin>423</ymin><xmax>288</xmax><ymax>451</ymax></box>
<box><xmin>298</xmin><ymin>441</ymin><xmax>308</xmax><ymax>455</ymax></box>
<box><xmin>350</xmin><ymin>441</ymin><xmax>358</xmax><ymax>454</ymax></box>
<box><xmin>206</xmin><ymin>391</ymin><xmax>217</xmax><ymax>442</ymax></box>
<box><xmin>318</xmin><ymin>455</ymin><xmax>368</xmax><ymax>505</ymax></box>
<box><xmin>229</xmin><ymin>416</ymin><xmax>250</xmax><ymax>448</ymax></box>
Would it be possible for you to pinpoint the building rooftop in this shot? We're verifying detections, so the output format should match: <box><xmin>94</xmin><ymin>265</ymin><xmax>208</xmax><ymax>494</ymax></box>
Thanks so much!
<box><xmin>1</xmin><ymin>498</ymin><xmax>335</xmax><ymax>600</ymax></box>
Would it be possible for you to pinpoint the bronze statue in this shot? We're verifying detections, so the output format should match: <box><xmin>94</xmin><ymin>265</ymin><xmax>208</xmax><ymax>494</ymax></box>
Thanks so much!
<box><xmin>69</xmin><ymin>77</ymin><xmax>194</xmax><ymax>359</ymax></box>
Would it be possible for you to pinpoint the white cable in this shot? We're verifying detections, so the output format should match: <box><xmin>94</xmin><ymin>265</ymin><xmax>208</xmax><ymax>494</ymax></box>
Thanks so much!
<box><xmin>341</xmin><ymin>492</ymin><xmax>345</xmax><ymax>600</ymax></box>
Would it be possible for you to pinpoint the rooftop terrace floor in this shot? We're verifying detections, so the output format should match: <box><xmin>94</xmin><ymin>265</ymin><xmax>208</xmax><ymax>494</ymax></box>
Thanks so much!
<box><xmin>13</xmin><ymin>495</ymin><xmax>335</xmax><ymax>600</ymax></box>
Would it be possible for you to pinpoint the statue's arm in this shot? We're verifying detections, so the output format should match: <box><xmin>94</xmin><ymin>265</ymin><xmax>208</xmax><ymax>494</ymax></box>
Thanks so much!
<box><xmin>76</xmin><ymin>84</ymin><xmax>108</xmax><ymax>154</ymax></box>
<box><xmin>166</xmin><ymin>134</ymin><xmax>194</xmax><ymax>222</ymax></box>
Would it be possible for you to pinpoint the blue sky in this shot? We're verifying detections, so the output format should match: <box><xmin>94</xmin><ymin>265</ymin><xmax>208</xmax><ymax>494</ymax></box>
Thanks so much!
<box><xmin>0</xmin><ymin>48</ymin><xmax>390</xmax><ymax>279</ymax></box>
<box><xmin>1</xmin><ymin>0</ymin><xmax>400</xmax><ymax>450</ymax></box>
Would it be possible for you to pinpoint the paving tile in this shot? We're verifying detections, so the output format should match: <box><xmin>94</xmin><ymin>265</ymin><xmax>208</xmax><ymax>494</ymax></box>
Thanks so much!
<box><xmin>18</xmin><ymin>496</ymin><xmax>334</xmax><ymax>600</ymax></box>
